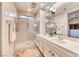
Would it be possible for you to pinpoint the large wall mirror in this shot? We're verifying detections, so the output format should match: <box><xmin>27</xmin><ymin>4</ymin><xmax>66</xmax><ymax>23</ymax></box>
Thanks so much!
<box><xmin>68</xmin><ymin>10</ymin><xmax>79</xmax><ymax>38</ymax></box>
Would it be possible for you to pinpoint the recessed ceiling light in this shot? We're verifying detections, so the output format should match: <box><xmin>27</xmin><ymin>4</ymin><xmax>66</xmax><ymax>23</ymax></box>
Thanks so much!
<box><xmin>28</xmin><ymin>9</ymin><xmax>31</xmax><ymax>12</ymax></box>
<box><xmin>40</xmin><ymin>3</ymin><xmax>44</xmax><ymax>7</ymax></box>
<box><xmin>53</xmin><ymin>9</ymin><xmax>56</xmax><ymax>12</ymax></box>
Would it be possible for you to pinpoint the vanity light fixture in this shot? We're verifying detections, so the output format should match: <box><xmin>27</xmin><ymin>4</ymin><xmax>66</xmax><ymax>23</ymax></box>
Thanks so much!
<box><xmin>53</xmin><ymin>9</ymin><xmax>56</xmax><ymax>12</ymax></box>
<box><xmin>50</xmin><ymin>8</ymin><xmax>56</xmax><ymax>12</ymax></box>
<box><xmin>50</xmin><ymin>9</ymin><xmax>56</xmax><ymax>15</ymax></box>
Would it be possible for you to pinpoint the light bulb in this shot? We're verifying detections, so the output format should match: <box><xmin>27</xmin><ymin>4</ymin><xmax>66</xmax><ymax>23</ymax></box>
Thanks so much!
<box><xmin>50</xmin><ymin>8</ymin><xmax>56</xmax><ymax>12</ymax></box>
<box><xmin>53</xmin><ymin>9</ymin><xmax>56</xmax><ymax>12</ymax></box>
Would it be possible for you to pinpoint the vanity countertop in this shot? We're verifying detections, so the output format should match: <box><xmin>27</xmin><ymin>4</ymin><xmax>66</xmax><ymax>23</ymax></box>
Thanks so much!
<box><xmin>37</xmin><ymin>34</ymin><xmax>79</xmax><ymax>55</ymax></box>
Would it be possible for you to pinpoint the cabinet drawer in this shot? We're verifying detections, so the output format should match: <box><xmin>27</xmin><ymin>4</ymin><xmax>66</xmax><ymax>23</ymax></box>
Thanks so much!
<box><xmin>43</xmin><ymin>42</ymin><xmax>59</xmax><ymax>57</ymax></box>
<box><xmin>47</xmin><ymin>41</ymin><xmax>79</xmax><ymax>57</ymax></box>
<box><xmin>51</xmin><ymin>45</ymin><xmax>72</xmax><ymax>57</ymax></box>
<box><xmin>36</xmin><ymin>36</ymin><xmax>43</xmax><ymax>53</ymax></box>
<box><xmin>43</xmin><ymin>45</ymin><xmax>52</xmax><ymax>57</ymax></box>
<box><xmin>39</xmin><ymin>40</ymin><xmax>43</xmax><ymax>52</ymax></box>
<box><xmin>44</xmin><ymin>39</ymin><xmax>73</xmax><ymax>57</ymax></box>
<box><xmin>36</xmin><ymin>36</ymin><xmax>41</xmax><ymax>47</ymax></box>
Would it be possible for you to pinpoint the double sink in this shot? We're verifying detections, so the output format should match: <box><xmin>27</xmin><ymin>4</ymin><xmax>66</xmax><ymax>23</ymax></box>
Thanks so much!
<box><xmin>45</xmin><ymin>35</ymin><xmax>67</xmax><ymax>44</ymax></box>
<box><xmin>44</xmin><ymin>34</ymin><xmax>79</xmax><ymax>51</ymax></box>
<box><xmin>39</xmin><ymin>34</ymin><xmax>79</xmax><ymax>55</ymax></box>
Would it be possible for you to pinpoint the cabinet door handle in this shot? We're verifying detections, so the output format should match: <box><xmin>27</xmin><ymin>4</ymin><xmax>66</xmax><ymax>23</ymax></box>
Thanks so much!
<box><xmin>49</xmin><ymin>51</ymin><xmax>54</xmax><ymax>56</ymax></box>
<box><xmin>52</xmin><ymin>53</ymin><xmax>54</xmax><ymax>56</ymax></box>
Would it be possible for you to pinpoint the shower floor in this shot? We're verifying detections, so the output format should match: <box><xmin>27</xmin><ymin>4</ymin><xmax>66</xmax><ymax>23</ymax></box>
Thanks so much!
<box><xmin>13</xmin><ymin>41</ymin><xmax>43</xmax><ymax>57</ymax></box>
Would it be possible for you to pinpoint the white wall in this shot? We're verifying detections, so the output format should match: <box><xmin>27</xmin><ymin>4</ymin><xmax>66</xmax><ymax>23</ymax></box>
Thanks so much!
<box><xmin>54</xmin><ymin>12</ymin><xmax>68</xmax><ymax>36</ymax></box>
<box><xmin>54</xmin><ymin>5</ymin><xmax>79</xmax><ymax>36</ymax></box>
<box><xmin>0</xmin><ymin>3</ymin><xmax>2</xmax><ymax>56</ymax></box>
<box><xmin>2</xmin><ymin>2</ymin><xmax>17</xmax><ymax>56</ymax></box>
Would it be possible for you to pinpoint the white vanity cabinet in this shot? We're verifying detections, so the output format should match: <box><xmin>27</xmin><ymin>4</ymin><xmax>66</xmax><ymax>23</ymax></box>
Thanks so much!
<box><xmin>36</xmin><ymin>36</ymin><xmax>43</xmax><ymax>53</ymax></box>
<box><xmin>43</xmin><ymin>41</ymin><xmax>60</xmax><ymax>57</ymax></box>
<box><xmin>43</xmin><ymin>38</ymin><xmax>79</xmax><ymax>57</ymax></box>
<box><xmin>43</xmin><ymin>39</ymin><xmax>72</xmax><ymax>57</ymax></box>
<box><xmin>36</xmin><ymin>35</ymin><xmax>79</xmax><ymax>57</ymax></box>
<box><xmin>36</xmin><ymin>36</ymin><xmax>59</xmax><ymax>57</ymax></box>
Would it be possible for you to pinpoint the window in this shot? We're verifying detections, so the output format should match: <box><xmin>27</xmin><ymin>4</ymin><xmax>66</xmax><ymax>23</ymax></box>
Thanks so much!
<box><xmin>5</xmin><ymin>11</ymin><xmax>17</xmax><ymax>18</ymax></box>
<box><xmin>19</xmin><ymin>16</ymin><xmax>27</xmax><ymax>19</ymax></box>
<box><xmin>19</xmin><ymin>15</ymin><xmax>33</xmax><ymax>20</ymax></box>
<box><xmin>28</xmin><ymin>16</ymin><xmax>33</xmax><ymax>20</ymax></box>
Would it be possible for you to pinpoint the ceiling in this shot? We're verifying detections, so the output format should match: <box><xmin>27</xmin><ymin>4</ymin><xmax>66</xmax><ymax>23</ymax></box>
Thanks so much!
<box><xmin>15</xmin><ymin>2</ymin><xmax>55</xmax><ymax>16</ymax></box>
<box><xmin>15</xmin><ymin>2</ymin><xmax>79</xmax><ymax>17</ymax></box>
<box><xmin>55</xmin><ymin>2</ymin><xmax>79</xmax><ymax>15</ymax></box>
<box><xmin>45</xmin><ymin>2</ymin><xmax>79</xmax><ymax>17</ymax></box>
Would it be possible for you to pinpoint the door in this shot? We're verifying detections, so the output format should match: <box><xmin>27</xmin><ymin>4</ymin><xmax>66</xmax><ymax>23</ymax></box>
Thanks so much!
<box><xmin>7</xmin><ymin>21</ymin><xmax>15</xmax><ymax>56</ymax></box>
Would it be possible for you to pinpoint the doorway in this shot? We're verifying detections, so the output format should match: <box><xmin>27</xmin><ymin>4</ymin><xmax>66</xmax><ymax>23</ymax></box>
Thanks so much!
<box><xmin>7</xmin><ymin>21</ymin><xmax>15</xmax><ymax>56</ymax></box>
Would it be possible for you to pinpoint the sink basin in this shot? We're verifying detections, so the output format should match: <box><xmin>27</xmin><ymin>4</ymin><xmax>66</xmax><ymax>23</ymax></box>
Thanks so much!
<box><xmin>55</xmin><ymin>39</ymin><xmax>66</xmax><ymax>44</ymax></box>
<box><xmin>50</xmin><ymin>37</ymin><xmax>66</xmax><ymax>44</ymax></box>
<box><xmin>44</xmin><ymin>35</ymin><xmax>67</xmax><ymax>44</ymax></box>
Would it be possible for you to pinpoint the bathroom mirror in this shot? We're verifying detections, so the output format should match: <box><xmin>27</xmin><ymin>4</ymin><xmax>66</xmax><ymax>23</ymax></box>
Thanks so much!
<box><xmin>45</xmin><ymin>9</ymin><xmax>57</xmax><ymax>36</ymax></box>
<box><xmin>45</xmin><ymin>16</ymin><xmax>57</xmax><ymax>36</ymax></box>
<box><xmin>68</xmin><ymin>10</ymin><xmax>79</xmax><ymax>38</ymax></box>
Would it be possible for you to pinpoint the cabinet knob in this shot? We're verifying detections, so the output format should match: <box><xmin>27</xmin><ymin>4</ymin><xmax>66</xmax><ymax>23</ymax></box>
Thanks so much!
<box><xmin>49</xmin><ymin>51</ymin><xmax>54</xmax><ymax>56</ymax></box>
<box><xmin>49</xmin><ymin>51</ymin><xmax>51</xmax><ymax>53</ymax></box>
<box><xmin>52</xmin><ymin>53</ymin><xmax>54</xmax><ymax>56</ymax></box>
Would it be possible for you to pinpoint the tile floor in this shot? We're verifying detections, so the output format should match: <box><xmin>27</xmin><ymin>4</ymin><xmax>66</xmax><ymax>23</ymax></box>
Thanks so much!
<box><xmin>13</xmin><ymin>41</ymin><xmax>43</xmax><ymax>57</ymax></box>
